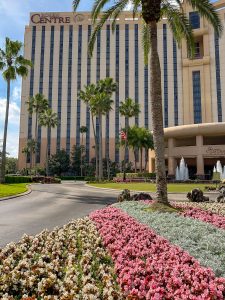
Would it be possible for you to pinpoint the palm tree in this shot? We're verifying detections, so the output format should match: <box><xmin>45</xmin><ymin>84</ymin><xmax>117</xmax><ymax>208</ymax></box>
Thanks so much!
<box><xmin>0</xmin><ymin>38</ymin><xmax>32</xmax><ymax>183</ymax></box>
<box><xmin>73</xmin><ymin>0</ymin><xmax>222</xmax><ymax>204</ymax></box>
<box><xmin>22</xmin><ymin>139</ymin><xmax>36</xmax><ymax>174</ymax></box>
<box><xmin>26</xmin><ymin>93</ymin><xmax>49</xmax><ymax>168</ymax></box>
<box><xmin>119</xmin><ymin>98</ymin><xmax>140</xmax><ymax>180</ymax></box>
<box><xmin>79</xmin><ymin>84</ymin><xmax>99</xmax><ymax>179</ymax></box>
<box><xmin>79</xmin><ymin>126</ymin><xmax>88</xmax><ymax>176</ymax></box>
<box><xmin>39</xmin><ymin>109</ymin><xmax>58</xmax><ymax>176</ymax></box>
<box><xmin>90</xmin><ymin>91</ymin><xmax>114</xmax><ymax>180</ymax></box>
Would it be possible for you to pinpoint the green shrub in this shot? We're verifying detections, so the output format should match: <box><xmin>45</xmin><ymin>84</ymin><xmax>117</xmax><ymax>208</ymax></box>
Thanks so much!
<box><xmin>116</xmin><ymin>173</ymin><xmax>156</xmax><ymax>179</ymax></box>
<box><xmin>5</xmin><ymin>176</ymin><xmax>32</xmax><ymax>184</ymax></box>
<box><xmin>60</xmin><ymin>176</ymin><xmax>76</xmax><ymax>180</ymax></box>
<box><xmin>75</xmin><ymin>176</ymin><xmax>85</xmax><ymax>181</ymax></box>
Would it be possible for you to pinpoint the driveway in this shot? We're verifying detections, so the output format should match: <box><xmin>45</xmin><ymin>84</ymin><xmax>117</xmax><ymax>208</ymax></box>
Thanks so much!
<box><xmin>0</xmin><ymin>182</ymin><xmax>218</xmax><ymax>247</ymax></box>
<box><xmin>0</xmin><ymin>182</ymin><xmax>118</xmax><ymax>247</ymax></box>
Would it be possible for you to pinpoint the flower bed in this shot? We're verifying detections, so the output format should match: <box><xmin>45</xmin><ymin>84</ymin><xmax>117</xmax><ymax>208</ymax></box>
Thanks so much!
<box><xmin>175</xmin><ymin>203</ymin><xmax>225</xmax><ymax>230</ymax></box>
<box><xmin>115</xmin><ymin>201</ymin><xmax>225</xmax><ymax>278</ymax></box>
<box><xmin>174</xmin><ymin>201</ymin><xmax>225</xmax><ymax>217</ymax></box>
<box><xmin>0</xmin><ymin>217</ymin><xmax>124</xmax><ymax>299</ymax></box>
<box><xmin>90</xmin><ymin>207</ymin><xmax>225</xmax><ymax>299</ymax></box>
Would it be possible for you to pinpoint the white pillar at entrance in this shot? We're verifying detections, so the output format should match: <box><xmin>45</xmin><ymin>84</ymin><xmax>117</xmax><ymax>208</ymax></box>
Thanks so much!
<box><xmin>168</xmin><ymin>138</ymin><xmax>176</xmax><ymax>176</ymax></box>
<box><xmin>196</xmin><ymin>135</ymin><xmax>204</xmax><ymax>177</ymax></box>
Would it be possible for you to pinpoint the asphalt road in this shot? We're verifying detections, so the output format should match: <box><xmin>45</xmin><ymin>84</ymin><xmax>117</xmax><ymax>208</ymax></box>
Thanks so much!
<box><xmin>0</xmin><ymin>182</ymin><xmax>119</xmax><ymax>248</ymax></box>
<box><xmin>0</xmin><ymin>182</ymin><xmax>218</xmax><ymax>248</ymax></box>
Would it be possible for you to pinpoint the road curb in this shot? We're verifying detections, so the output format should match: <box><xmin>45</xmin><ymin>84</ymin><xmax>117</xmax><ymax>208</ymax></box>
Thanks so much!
<box><xmin>85</xmin><ymin>184</ymin><xmax>220</xmax><ymax>196</ymax></box>
<box><xmin>0</xmin><ymin>185</ymin><xmax>32</xmax><ymax>202</ymax></box>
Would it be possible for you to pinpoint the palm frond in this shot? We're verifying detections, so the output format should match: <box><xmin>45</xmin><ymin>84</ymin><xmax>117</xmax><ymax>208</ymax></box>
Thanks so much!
<box><xmin>162</xmin><ymin>2</ymin><xmax>195</xmax><ymax>57</ymax></box>
<box><xmin>92</xmin><ymin>0</ymin><xmax>111</xmax><ymax>23</ymax></box>
<box><xmin>88</xmin><ymin>1</ymin><xmax>128</xmax><ymax>56</ymax></box>
<box><xmin>186</xmin><ymin>0</ymin><xmax>223</xmax><ymax>36</ymax></box>
<box><xmin>73</xmin><ymin>0</ymin><xmax>81</xmax><ymax>11</ymax></box>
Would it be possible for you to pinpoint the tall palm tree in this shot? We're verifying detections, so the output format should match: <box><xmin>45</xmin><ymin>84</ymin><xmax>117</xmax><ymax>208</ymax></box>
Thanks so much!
<box><xmin>0</xmin><ymin>38</ymin><xmax>32</xmax><ymax>183</ymax></box>
<box><xmin>39</xmin><ymin>109</ymin><xmax>58</xmax><ymax>176</ymax></box>
<box><xmin>119</xmin><ymin>98</ymin><xmax>140</xmax><ymax>180</ymax></box>
<box><xmin>22</xmin><ymin>139</ymin><xmax>36</xmax><ymax>174</ymax></box>
<box><xmin>90</xmin><ymin>92</ymin><xmax>114</xmax><ymax>180</ymax></box>
<box><xmin>73</xmin><ymin>0</ymin><xmax>222</xmax><ymax>204</ymax></box>
<box><xmin>26</xmin><ymin>93</ymin><xmax>49</xmax><ymax>168</ymax></box>
<box><xmin>79</xmin><ymin>84</ymin><xmax>99</xmax><ymax>179</ymax></box>
<box><xmin>79</xmin><ymin>125</ymin><xmax>88</xmax><ymax>176</ymax></box>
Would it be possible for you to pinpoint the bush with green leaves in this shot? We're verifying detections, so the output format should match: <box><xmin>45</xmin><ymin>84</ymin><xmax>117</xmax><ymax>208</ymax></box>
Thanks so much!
<box><xmin>116</xmin><ymin>172</ymin><xmax>156</xmax><ymax>179</ymax></box>
<box><xmin>5</xmin><ymin>176</ymin><xmax>32</xmax><ymax>184</ymax></box>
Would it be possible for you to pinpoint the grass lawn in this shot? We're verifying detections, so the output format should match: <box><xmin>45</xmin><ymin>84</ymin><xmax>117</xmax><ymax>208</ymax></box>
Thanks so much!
<box><xmin>88</xmin><ymin>182</ymin><xmax>211</xmax><ymax>193</ymax></box>
<box><xmin>0</xmin><ymin>183</ymin><xmax>28</xmax><ymax>198</ymax></box>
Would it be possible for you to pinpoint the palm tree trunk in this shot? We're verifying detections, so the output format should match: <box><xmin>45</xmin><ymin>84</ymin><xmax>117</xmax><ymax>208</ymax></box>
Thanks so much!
<box><xmin>91</xmin><ymin>112</ymin><xmax>99</xmax><ymax>179</ymax></box>
<box><xmin>144</xmin><ymin>148</ymin><xmax>148</xmax><ymax>171</ymax></box>
<box><xmin>149</xmin><ymin>21</ymin><xmax>168</xmax><ymax>204</ymax></box>
<box><xmin>140</xmin><ymin>148</ymin><xmax>143</xmax><ymax>173</ymax></box>
<box><xmin>34</xmin><ymin>112</ymin><xmax>38</xmax><ymax>174</ymax></box>
<box><xmin>134</xmin><ymin>149</ymin><xmax>137</xmax><ymax>173</ymax></box>
<box><xmin>46</xmin><ymin>128</ymin><xmax>49</xmax><ymax>176</ymax></box>
<box><xmin>98</xmin><ymin>113</ymin><xmax>103</xmax><ymax>180</ymax></box>
<box><xmin>123</xmin><ymin>127</ymin><xmax>128</xmax><ymax>181</ymax></box>
<box><xmin>30</xmin><ymin>152</ymin><xmax>32</xmax><ymax>175</ymax></box>
<box><xmin>0</xmin><ymin>79</ymin><xmax>10</xmax><ymax>183</ymax></box>
<box><xmin>80</xmin><ymin>133</ymin><xmax>83</xmax><ymax>177</ymax></box>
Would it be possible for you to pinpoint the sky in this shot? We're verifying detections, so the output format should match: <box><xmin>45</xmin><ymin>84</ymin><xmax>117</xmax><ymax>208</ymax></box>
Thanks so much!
<box><xmin>0</xmin><ymin>0</ymin><xmax>94</xmax><ymax>157</ymax></box>
<box><xmin>0</xmin><ymin>0</ymin><xmax>218</xmax><ymax>157</ymax></box>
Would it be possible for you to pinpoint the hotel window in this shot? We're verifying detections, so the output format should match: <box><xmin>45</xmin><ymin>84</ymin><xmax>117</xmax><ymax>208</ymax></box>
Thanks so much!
<box><xmin>214</xmin><ymin>33</ymin><xmax>222</xmax><ymax>122</ymax></box>
<box><xmin>106</xmin><ymin>25</ymin><xmax>110</xmax><ymax>160</ymax></box>
<box><xmin>115</xmin><ymin>25</ymin><xmax>120</xmax><ymax>163</ymax></box>
<box><xmin>192</xmin><ymin>71</ymin><xmax>202</xmax><ymax>124</ymax></box>
<box><xmin>163</xmin><ymin>24</ymin><xmax>168</xmax><ymax>128</ymax></box>
<box><xmin>189</xmin><ymin>12</ymin><xmax>200</xmax><ymax>29</ymax></box>
<box><xmin>66</xmin><ymin>25</ymin><xmax>73</xmax><ymax>154</ymax></box>
<box><xmin>144</xmin><ymin>66</ymin><xmax>149</xmax><ymax>129</ymax></box>
<box><xmin>27</xmin><ymin>26</ymin><xmax>36</xmax><ymax>163</ymax></box>
<box><xmin>134</xmin><ymin>24</ymin><xmax>139</xmax><ymax>127</ymax></box>
<box><xmin>76</xmin><ymin>25</ymin><xmax>82</xmax><ymax>146</ymax></box>
<box><xmin>173</xmin><ymin>39</ymin><xmax>178</xmax><ymax>126</ymax></box>
<box><xmin>86</xmin><ymin>25</ymin><xmax>91</xmax><ymax>161</ymax></box>
<box><xmin>57</xmin><ymin>26</ymin><xmax>64</xmax><ymax>151</ymax></box>
<box><xmin>36</xmin><ymin>26</ymin><xmax>46</xmax><ymax>163</ymax></box>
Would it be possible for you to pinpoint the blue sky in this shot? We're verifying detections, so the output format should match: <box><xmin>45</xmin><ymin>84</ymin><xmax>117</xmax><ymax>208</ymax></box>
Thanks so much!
<box><xmin>0</xmin><ymin>0</ymin><xmax>93</xmax><ymax>157</ymax></box>
<box><xmin>0</xmin><ymin>0</ymin><xmax>218</xmax><ymax>157</ymax></box>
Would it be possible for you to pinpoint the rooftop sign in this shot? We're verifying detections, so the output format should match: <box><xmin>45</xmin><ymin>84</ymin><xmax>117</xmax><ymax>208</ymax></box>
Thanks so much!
<box><xmin>30</xmin><ymin>13</ymin><xmax>85</xmax><ymax>24</ymax></box>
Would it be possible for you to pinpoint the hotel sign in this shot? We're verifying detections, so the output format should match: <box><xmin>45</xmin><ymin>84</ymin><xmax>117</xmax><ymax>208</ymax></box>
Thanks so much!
<box><xmin>205</xmin><ymin>146</ymin><xmax>225</xmax><ymax>156</ymax></box>
<box><xmin>31</xmin><ymin>13</ymin><xmax>85</xmax><ymax>24</ymax></box>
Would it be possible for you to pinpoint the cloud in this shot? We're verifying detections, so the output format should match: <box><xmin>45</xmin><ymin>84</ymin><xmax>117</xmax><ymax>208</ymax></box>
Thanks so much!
<box><xmin>0</xmin><ymin>86</ymin><xmax>21</xmax><ymax>158</ymax></box>
<box><xmin>0</xmin><ymin>98</ymin><xmax>20</xmax><ymax>126</ymax></box>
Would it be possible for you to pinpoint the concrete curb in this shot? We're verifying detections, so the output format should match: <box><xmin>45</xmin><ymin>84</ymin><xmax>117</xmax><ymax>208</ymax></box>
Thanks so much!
<box><xmin>0</xmin><ymin>185</ymin><xmax>32</xmax><ymax>202</ymax></box>
<box><xmin>85</xmin><ymin>184</ymin><xmax>220</xmax><ymax>195</ymax></box>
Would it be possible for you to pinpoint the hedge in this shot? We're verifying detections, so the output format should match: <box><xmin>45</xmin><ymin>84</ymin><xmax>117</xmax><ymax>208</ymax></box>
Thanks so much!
<box><xmin>5</xmin><ymin>176</ymin><xmax>32</xmax><ymax>184</ymax></box>
<box><xmin>116</xmin><ymin>172</ymin><xmax>156</xmax><ymax>179</ymax></box>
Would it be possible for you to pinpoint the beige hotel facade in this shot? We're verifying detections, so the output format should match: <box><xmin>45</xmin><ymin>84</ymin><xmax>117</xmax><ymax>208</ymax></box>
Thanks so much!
<box><xmin>18</xmin><ymin>0</ymin><xmax>225</xmax><ymax>179</ymax></box>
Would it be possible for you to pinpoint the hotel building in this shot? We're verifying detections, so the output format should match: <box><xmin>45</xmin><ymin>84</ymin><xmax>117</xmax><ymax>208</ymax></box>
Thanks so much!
<box><xmin>18</xmin><ymin>0</ymin><xmax>225</xmax><ymax>178</ymax></box>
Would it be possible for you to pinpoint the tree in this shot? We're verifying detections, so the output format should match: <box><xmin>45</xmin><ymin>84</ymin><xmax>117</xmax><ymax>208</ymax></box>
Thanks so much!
<box><xmin>5</xmin><ymin>157</ymin><xmax>18</xmax><ymax>174</ymax></box>
<box><xmin>0</xmin><ymin>38</ymin><xmax>32</xmax><ymax>183</ymax></box>
<box><xmin>79</xmin><ymin>78</ymin><xmax>116</xmax><ymax>180</ymax></box>
<box><xmin>79</xmin><ymin>126</ymin><xmax>88</xmax><ymax>176</ymax></box>
<box><xmin>73</xmin><ymin>0</ymin><xmax>222</xmax><ymax>204</ymax></box>
<box><xmin>79</xmin><ymin>84</ymin><xmax>99</xmax><ymax>179</ymax></box>
<box><xmin>90</xmin><ymin>91</ymin><xmax>114</xmax><ymax>180</ymax></box>
<box><xmin>48</xmin><ymin>150</ymin><xmax>70</xmax><ymax>176</ymax></box>
<box><xmin>39</xmin><ymin>109</ymin><xmax>58</xmax><ymax>176</ymax></box>
<box><xmin>22</xmin><ymin>139</ymin><xmax>36</xmax><ymax>173</ymax></box>
<box><xmin>26</xmin><ymin>93</ymin><xmax>49</xmax><ymax>168</ymax></box>
<box><xmin>119</xmin><ymin>98</ymin><xmax>140</xmax><ymax>180</ymax></box>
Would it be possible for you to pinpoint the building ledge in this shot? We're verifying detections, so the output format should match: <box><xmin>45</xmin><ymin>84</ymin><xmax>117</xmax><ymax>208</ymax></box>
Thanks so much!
<box><xmin>182</xmin><ymin>56</ymin><xmax>210</xmax><ymax>67</ymax></box>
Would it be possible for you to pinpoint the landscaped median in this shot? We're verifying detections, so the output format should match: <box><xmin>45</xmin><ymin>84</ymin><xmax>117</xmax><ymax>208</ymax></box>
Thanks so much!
<box><xmin>0</xmin><ymin>183</ymin><xmax>28</xmax><ymax>199</ymax></box>
<box><xmin>87</xmin><ymin>182</ymin><xmax>209</xmax><ymax>193</ymax></box>
<box><xmin>0</xmin><ymin>200</ymin><xmax>225</xmax><ymax>299</ymax></box>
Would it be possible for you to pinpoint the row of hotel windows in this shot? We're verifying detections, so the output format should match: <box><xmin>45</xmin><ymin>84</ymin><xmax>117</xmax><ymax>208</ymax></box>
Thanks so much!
<box><xmin>27</xmin><ymin>19</ymin><xmax>222</xmax><ymax>163</ymax></box>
